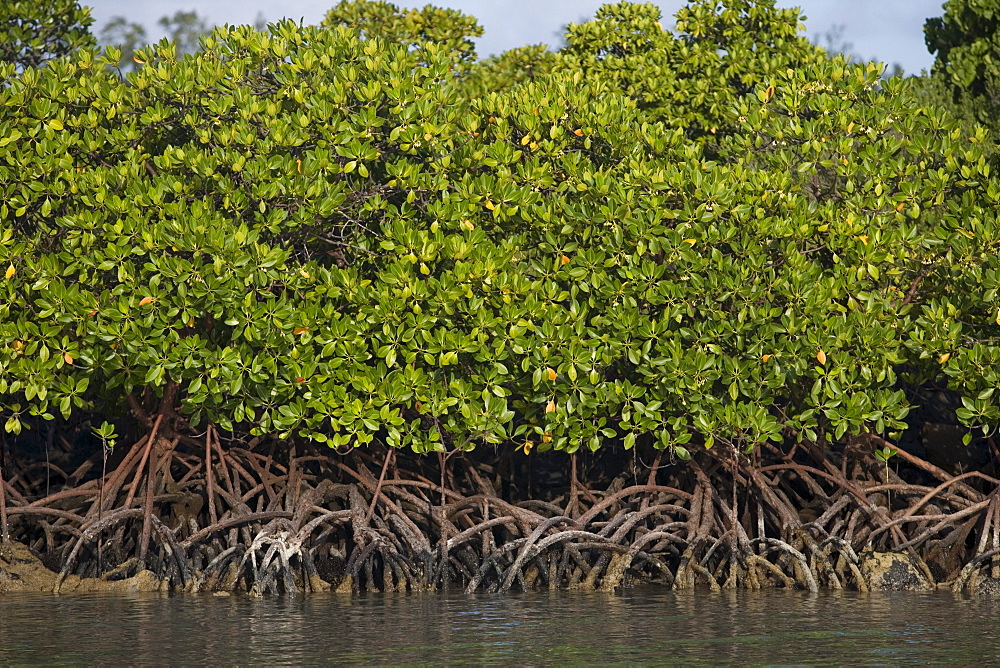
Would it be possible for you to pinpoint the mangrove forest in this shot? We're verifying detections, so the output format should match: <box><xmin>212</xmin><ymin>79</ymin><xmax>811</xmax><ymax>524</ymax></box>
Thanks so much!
<box><xmin>3</xmin><ymin>0</ymin><xmax>1000</xmax><ymax>596</ymax></box>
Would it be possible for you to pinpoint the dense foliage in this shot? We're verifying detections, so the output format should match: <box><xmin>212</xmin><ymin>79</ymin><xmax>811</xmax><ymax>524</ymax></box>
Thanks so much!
<box><xmin>926</xmin><ymin>0</ymin><xmax>1000</xmax><ymax>132</ymax></box>
<box><xmin>2</xmin><ymin>0</ymin><xmax>1000</xmax><ymax>464</ymax></box>
<box><xmin>0</xmin><ymin>0</ymin><xmax>95</xmax><ymax>71</ymax></box>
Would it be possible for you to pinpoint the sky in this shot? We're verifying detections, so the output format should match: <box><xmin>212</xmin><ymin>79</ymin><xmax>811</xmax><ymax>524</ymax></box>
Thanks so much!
<box><xmin>83</xmin><ymin>0</ymin><xmax>948</xmax><ymax>75</ymax></box>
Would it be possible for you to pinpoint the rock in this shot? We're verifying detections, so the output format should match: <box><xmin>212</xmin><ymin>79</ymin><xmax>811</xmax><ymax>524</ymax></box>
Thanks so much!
<box><xmin>975</xmin><ymin>576</ymin><xmax>1000</xmax><ymax>596</ymax></box>
<box><xmin>0</xmin><ymin>540</ymin><xmax>166</xmax><ymax>594</ymax></box>
<box><xmin>859</xmin><ymin>549</ymin><xmax>933</xmax><ymax>591</ymax></box>
<box><xmin>58</xmin><ymin>568</ymin><xmax>165</xmax><ymax>593</ymax></box>
<box><xmin>0</xmin><ymin>540</ymin><xmax>58</xmax><ymax>593</ymax></box>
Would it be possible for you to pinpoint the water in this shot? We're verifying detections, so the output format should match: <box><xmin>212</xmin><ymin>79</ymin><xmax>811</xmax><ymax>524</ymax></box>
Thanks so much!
<box><xmin>1</xmin><ymin>587</ymin><xmax>997</xmax><ymax>665</ymax></box>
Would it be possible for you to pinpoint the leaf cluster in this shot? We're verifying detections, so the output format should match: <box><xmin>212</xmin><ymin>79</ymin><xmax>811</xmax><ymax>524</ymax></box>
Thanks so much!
<box><xmin>2</xmin><ymin>1</ymin><xmax>1000</xmax><ymax>460</ymax></box>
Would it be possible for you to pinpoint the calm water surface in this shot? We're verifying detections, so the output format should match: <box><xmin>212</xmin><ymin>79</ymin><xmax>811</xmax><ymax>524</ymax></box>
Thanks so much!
<box><xmin>1</xmin><ymin>586</ymin><xmax>997</xmax><ymax>665</ymax></box>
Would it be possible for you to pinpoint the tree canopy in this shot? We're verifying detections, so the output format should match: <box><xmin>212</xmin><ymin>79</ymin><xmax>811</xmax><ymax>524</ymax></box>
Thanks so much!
<box><xmin>926</xmin><ymin>0</ymin><xmax>1000</xmax><ymax>132</ymax></box>
<box><xmin>1</xmin><ymin>0</ymin><xmax>999</xmax><ymax>463</ymax></box>
<box><xmin>0</xmin><ymin>0</ymin><xmax>95</xmax><ymax>71</ymax></box>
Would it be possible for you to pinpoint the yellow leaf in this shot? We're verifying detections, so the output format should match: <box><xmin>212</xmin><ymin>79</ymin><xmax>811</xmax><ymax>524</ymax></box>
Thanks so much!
<box><xmin>138</xmin><ymin>296</ymin><xmax>154</xmax><ymax>306</ymax></box>
<box><xmin>996</xmin><ymin>309</ymin><xmax>1000</xmax><ymax>326</ymax></box>
<box><xmin>12</xmin><ymin>340</ymin><xmax>23</xmax><ymax>351</ymax></box>
<box><xmin>293</xmin><ymin>327</ymin><xmax>308</xmax><ymax>335</ymax></box>
<box><xmin>546</xmin><ymin>399</ymin><xmax>556</xmax><ymax>413</ymax></box>
<box><xmin>520</xmin><ymin>134</ymin><xmax>531</xmax><ymax>145</ymax></box>
<box><xmin>938</xmin><ymin>352</ymin><xmax>951</xmax><ymax>364</ymax></box>
<box><xmin>133</xmin><ymin>55</ymin><xmax>145</xmax><ymax>64</ymax></box>
<box><xmin>63</xmin><ymin>352</ymin><xmax>74</xmax><ymax>365</ymax></box>
<box><xmin>762</xmin><ymin>354</ymin><xmax>772</xmax><ymax>362</ymax></box>
<box><xmin>299</xmin><ymin>268</ymin><xmax>310</xmax><ymax>278</ymax></box>
<box><xmin>4</xmin><ymin>264</ymin><xmax>14</xmax><ymax>279</ymax></box>
<box><xmin>541</xmin><ymin>432</ymin><xmax>553</xmax><ymax>443</ymax></box>
<box><xmin>857</xmin><ymin>235</ymin><xmax>869</xmax><ymax>245</ymax></box>
<box><xmin>546</xmin><ymin>367</ymin><xmax>556</xmax><ymax>381</ymax></box>
<box><xmin>296</xmin><ymin>159</ymin><xmax>302</xmax><ymax>173</ymax></box>
<box><xmin>847</xmin><ymin>122</ymin><xmax>855</xmax><ymax>133</ymax></box>
<box><xmin>816</xmin><ymin>349</ymin><xmax>827</xmax><ymax>365</ymax></box>
<box><xmin>461</xmin><ymin>220</ymin><xmax>475</xmax><ymax>231</ymax></box>
<box><xmin>484</xmin><ymin>200</ymin><xmax>495</xmax><ymax>211</ymax></box>
<box><xmin>683</xmin><ymin>238</ymin><xmax>696</xmax><ymax>245</ymax></box>
<box><xmin>764</xmin><ymin>85</ymin><xmax>775</xmax><ymax>102</ymax></box>
<box><xmin>521</xmin><ymin>440</ymin><xmax>534</xmax><ymax>455</ymax></box>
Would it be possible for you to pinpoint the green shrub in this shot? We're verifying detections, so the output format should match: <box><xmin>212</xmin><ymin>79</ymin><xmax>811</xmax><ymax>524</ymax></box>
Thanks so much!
<box><xmin>2</xmin><ymin>2</ymin><xmax>1000</xmax><ymax>459</ymax></box>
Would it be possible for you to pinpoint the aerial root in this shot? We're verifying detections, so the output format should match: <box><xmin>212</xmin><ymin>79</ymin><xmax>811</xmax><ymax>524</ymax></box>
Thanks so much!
<box><xmin>5</xmin><ymin>426</ymin><xmax>1000</xmax><ymax>593</ymax></box>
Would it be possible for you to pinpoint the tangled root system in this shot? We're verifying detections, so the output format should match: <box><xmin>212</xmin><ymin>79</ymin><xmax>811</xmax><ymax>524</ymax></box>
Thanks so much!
<box><xmin>3</xmin><ymin>424</ymin><xmax>1000</xmax><ymax>595</ymax></box>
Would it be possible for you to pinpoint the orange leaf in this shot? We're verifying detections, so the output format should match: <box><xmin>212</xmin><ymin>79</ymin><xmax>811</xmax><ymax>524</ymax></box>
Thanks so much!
<box><xmin>546</xmin><ymin>367</ymin><xmax>557</xmax><ymax>381</ymax></box>
<box><xmin>573</xmin><ymin>128</ymin><xmax>584</xmax><ymax>137</ymax></box>
<box><xmin>560</xmin><ymin>254</ymin><xmax>571</xmax><ymax>265</ymax></box>
<box><xmin>546</xmin><ymin>399</ymin><xmax>556</xmax><ymax>413</ymax></box>
<box><xmin>295</xmin><ymin>376</ymin><xmax>305</xmax><ymax>383</ymax></box>
<box><xmin>761</xmin><ymin>354</ymin><xmax>772</xmax><ymax>362</ymax></box>
<box><xmin>138</xmin><ymin>296</ymin><xmax>154</xmax><ymax>306</ymax></box>
<box><xmin>293</xmin><ymin>327</ymin><xmax>308</xmax><ymax>335</ymax></box>
<box><xmin>63</xmin><ymin>352</ymin><xmax>74</xmax><ymax>365</ymax></box>
<box><xmin>816</xmin><ymin>349</ymin><xmax>827</xmax><ymax>366</ymax></box>
<box><xmin>896</xmin><ymin>202</ymin><xmax>905</xmax><ymax>212</ymax></box>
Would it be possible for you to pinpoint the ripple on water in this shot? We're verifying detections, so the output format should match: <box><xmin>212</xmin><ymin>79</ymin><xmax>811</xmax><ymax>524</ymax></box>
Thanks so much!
<box><xmin>0</xmin><ymin>587</ymin><xmax>998</xmax><ymax>665</ymax></box>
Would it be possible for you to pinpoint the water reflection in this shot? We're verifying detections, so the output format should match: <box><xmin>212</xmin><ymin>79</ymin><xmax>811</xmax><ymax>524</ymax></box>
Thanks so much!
<box><xmin>1</xmin><ymin>587</ymin><xmax>998</xmax><ymax>665</ymax></box>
